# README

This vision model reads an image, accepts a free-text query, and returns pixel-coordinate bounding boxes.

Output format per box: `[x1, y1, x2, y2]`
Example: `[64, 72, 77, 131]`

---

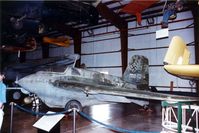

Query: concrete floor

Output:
[1, 101, 163, 133]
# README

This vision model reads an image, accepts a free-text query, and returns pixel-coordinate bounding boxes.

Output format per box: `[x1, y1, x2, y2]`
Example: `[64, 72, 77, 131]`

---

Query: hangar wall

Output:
[81, 11, 196, 92]
[25, 10, 195, 93]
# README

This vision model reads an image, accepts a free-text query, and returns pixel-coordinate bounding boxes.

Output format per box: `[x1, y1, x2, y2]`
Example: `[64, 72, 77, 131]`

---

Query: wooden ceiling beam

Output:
[96, 2, 127, 29]
[96, 2, 128, 73]
[48, 23, 79, 38]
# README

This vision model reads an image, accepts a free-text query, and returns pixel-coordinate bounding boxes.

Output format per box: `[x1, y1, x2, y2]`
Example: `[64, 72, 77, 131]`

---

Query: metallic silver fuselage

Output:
[17, 67, 136, 108]
[17, 67, 199, 108]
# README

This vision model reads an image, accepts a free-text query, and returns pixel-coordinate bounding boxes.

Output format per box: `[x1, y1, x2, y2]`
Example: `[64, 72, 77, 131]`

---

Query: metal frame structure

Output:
[162, 101, 199, 133]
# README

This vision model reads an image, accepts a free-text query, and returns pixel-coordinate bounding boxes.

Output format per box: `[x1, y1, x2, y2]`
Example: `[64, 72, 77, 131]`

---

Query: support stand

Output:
[10, 102, 14, 133]
[73, 108, 76, 133]
[162, 101, 199, 133]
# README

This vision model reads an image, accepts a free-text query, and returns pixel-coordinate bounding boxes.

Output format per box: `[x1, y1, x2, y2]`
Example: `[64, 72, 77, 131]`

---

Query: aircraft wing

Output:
[54, 76, 199, 102]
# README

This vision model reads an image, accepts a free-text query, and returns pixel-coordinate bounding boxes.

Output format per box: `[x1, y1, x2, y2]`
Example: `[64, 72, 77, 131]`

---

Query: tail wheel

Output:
[65, 100, 82, 112]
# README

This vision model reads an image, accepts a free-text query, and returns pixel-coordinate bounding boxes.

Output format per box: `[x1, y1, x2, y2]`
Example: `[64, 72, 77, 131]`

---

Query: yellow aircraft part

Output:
[164, 36, 190, 65]
[164, 65, 199, 78]
[164, 36, 199, 79]
[43, 36, 70, 47]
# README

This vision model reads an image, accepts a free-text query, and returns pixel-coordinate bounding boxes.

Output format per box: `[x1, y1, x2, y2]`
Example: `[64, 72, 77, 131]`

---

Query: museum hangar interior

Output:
[0, 0, 199, 133]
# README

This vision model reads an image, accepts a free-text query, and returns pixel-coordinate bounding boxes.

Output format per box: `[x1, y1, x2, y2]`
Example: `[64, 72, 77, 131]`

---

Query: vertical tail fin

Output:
[163, 36, 190, 65]
[123, 55, 149, 90]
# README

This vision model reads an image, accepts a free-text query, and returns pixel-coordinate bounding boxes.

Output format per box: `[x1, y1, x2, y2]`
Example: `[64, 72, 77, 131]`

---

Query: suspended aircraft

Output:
[43, 35, 71, 47]
[121, 0, 159, 25]
[1, 1, 99, 52]
[16, 55, 199, 111]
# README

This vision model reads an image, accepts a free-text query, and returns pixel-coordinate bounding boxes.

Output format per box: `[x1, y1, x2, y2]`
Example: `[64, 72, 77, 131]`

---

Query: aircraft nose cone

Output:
[17, 77, 27, 88]
[17, 75, 33, 89]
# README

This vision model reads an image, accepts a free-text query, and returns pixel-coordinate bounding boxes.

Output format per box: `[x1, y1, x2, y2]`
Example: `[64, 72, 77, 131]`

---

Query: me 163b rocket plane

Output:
[16, 55, 199, 111]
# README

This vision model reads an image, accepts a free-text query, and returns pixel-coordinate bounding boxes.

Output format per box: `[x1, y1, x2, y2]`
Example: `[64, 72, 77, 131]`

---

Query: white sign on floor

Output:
[33, 111, 65, 132]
